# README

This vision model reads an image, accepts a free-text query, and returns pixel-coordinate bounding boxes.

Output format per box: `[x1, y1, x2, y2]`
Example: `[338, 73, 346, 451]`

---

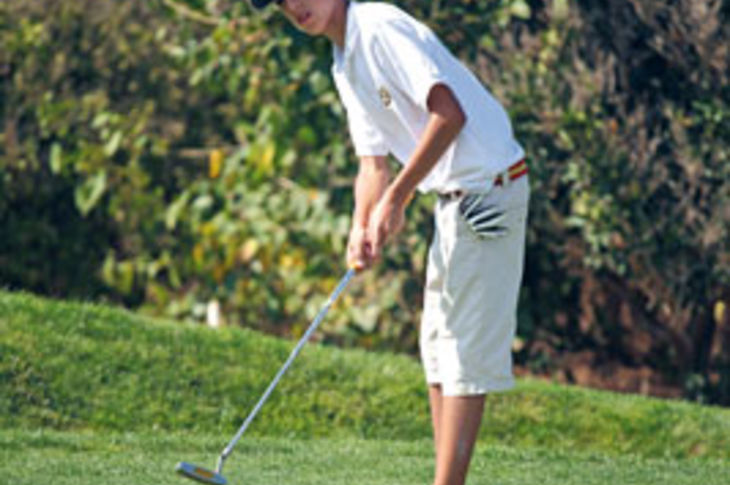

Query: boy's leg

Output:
[433, 394, 486, 485]
[428, 384, 444, 457]
[423, 179, 528, 485]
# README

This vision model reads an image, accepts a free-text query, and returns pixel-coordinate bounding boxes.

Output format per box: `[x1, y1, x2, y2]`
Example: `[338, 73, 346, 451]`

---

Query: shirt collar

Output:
[332, 1, 359, 71]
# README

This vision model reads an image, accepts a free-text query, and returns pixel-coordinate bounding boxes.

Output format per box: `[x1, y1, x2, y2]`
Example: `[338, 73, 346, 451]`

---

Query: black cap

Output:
[250, 0, 274, 9]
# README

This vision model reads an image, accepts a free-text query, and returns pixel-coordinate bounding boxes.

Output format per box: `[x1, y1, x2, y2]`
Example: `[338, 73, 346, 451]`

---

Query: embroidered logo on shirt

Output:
[378, 86, 392, 107]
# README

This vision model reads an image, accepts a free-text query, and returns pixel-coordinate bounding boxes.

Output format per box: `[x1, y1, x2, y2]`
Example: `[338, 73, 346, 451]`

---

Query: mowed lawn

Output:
[2, 290, 730, 485]
[2, 430, 729, 485]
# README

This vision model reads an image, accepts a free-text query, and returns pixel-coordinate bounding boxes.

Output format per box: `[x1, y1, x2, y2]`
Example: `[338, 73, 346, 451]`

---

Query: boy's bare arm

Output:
[388, 84, 466, 204]
[369, 84, 466, 258]
[347, 155, 391, 269]
[352, 155, 391, 230]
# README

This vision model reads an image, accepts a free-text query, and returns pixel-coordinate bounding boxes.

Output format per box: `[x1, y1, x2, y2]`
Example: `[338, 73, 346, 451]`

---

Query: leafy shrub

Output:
[1, 0, 729, 404]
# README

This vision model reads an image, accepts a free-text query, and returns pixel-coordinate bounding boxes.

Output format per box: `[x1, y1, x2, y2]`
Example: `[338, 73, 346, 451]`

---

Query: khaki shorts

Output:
[419, 176, 529, 396]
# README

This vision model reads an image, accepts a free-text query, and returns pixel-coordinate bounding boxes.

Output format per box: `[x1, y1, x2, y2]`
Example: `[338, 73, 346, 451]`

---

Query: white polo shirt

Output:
[331, 1, 525, 194]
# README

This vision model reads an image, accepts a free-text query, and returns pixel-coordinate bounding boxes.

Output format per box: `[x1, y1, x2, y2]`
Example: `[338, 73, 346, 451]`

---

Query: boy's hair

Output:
[250, 0, 273, 10]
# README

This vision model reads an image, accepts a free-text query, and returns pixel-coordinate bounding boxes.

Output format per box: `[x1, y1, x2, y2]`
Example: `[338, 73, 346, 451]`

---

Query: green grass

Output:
[2, 429, 728, 485]
[2, 289, 730, 484]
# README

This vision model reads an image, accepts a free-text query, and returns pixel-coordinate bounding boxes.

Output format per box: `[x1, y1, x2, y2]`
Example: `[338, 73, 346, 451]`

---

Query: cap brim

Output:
[250, 0, 273, 9]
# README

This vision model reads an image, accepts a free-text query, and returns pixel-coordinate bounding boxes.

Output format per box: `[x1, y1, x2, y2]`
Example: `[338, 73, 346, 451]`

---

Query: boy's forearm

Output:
[352, 155, 391, 229]
[387, 84, 466, 205]
[386, 114, 462, 204]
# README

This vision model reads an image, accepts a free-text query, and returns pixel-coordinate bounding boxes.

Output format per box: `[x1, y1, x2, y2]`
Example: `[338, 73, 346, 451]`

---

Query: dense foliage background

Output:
[1, 0, 729, 404]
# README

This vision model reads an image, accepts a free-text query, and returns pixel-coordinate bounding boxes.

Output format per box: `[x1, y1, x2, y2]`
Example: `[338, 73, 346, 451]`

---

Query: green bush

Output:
[1, 0, 729, 404]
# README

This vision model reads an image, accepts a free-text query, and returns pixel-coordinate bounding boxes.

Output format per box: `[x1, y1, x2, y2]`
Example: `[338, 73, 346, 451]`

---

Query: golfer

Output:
[252, 1, 529, 484]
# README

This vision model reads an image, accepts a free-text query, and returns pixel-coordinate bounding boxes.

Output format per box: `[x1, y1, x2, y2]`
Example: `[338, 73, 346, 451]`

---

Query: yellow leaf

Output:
[201, 222, 216, 237]
[292, 252, 305, 269]
[240, 239, 259, 262]
[280, 254, 295, 269]
[193, 244, 204, 265]
[213, 264, 225, 283]
[225, 244, 237, 268]
[260, 250, 272, 271]
[259, 142, 276, 175]
[714, 301, 726, 324]
[209, 149, 223, 178]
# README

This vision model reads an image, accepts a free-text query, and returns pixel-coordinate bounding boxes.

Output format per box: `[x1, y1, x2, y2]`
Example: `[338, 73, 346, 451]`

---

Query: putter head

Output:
[176, 462, 228, 485]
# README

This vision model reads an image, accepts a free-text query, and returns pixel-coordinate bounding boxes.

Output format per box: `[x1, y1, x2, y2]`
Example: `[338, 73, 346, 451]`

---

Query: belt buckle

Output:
[494, 169, 510, 188]
[439, 190, 463, 202]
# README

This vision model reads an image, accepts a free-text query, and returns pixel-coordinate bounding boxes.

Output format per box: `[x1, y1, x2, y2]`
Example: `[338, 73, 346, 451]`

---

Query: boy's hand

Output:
[347, 225, 373, 271]
[369, 193, 407, 262]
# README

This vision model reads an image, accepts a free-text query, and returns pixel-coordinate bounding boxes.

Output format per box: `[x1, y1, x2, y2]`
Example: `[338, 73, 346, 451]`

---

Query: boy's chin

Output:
[297, 25, 322, 36]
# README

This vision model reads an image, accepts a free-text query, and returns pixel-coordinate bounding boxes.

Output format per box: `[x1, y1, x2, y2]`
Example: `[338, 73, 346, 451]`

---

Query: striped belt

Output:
[438, 159, 528, 201]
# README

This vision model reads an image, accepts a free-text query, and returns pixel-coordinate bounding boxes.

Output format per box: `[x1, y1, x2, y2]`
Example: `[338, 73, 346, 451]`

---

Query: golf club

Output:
[176, 265, 360, 485]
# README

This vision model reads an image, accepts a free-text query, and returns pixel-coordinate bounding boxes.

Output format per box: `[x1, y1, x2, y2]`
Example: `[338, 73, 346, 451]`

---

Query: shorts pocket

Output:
[457, 192, 508, 240]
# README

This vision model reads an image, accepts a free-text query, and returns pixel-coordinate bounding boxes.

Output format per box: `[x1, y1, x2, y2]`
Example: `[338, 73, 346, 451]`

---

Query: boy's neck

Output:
[324, 0, 349, 48]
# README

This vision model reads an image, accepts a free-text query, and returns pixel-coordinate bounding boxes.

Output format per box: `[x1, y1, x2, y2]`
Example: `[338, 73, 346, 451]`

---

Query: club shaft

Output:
[216, 268, 357, 473]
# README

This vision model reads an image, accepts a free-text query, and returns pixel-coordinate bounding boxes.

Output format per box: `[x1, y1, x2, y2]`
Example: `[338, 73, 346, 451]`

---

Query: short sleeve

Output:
[332, 68, 389, 157]
[347, 105, 389, 157]
[372, 19, 452, 112]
